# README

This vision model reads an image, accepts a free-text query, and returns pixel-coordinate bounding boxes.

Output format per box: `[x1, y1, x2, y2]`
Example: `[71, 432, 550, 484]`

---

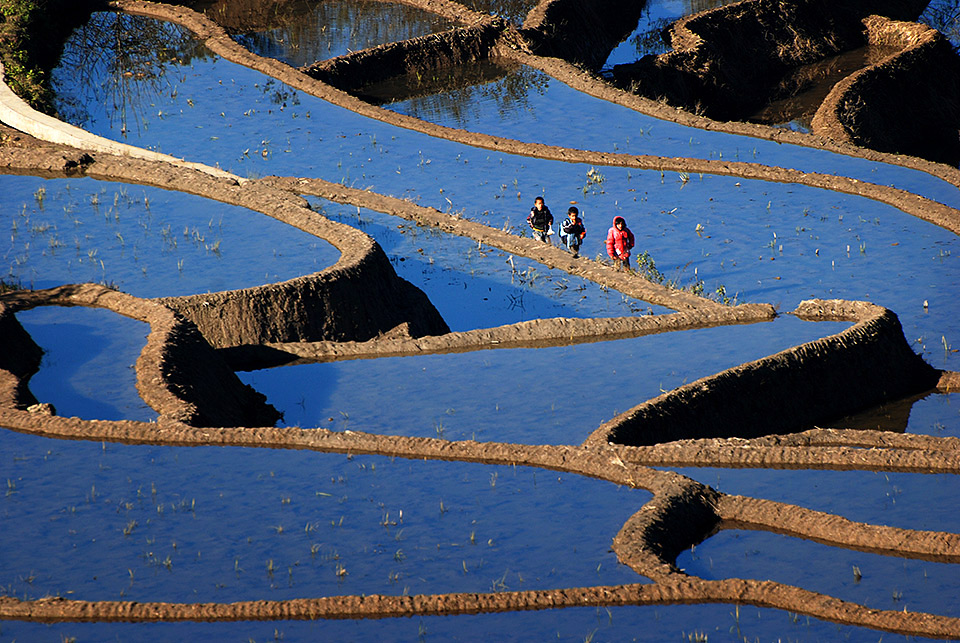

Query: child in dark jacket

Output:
[560, 207, 586, 257]
[527, 196, 553, 243]
[605, 215, 635, 270]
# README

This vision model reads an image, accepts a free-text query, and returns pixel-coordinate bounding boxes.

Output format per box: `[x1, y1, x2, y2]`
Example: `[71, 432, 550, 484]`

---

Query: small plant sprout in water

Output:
[582, 167, 606, 195]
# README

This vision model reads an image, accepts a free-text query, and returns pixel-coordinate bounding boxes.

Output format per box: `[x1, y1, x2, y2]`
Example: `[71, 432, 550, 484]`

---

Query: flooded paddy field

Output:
[51, 14, 960, 209]
[1, 0, 959, 640]
[1, 175, 339, 297]
[16, 306, 154, 422]
[239, 316, 849, 442]
[1, 432, 644, 603]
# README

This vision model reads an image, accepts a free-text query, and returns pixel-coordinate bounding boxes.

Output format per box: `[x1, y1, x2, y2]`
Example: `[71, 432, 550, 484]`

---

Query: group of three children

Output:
[527, 196, 635, 270]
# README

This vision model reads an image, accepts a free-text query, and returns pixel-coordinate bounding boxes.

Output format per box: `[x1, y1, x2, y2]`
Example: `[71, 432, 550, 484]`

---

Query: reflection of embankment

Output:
[302, 19, 505, 95]
[607, 0, 959, 164]
[517, 0, 648, 68]
[607, 0, 925, 118]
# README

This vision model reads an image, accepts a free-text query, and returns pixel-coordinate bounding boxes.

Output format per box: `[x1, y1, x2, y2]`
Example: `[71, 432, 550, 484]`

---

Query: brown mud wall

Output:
[158, 241, 449, 347]
[586, 300, 941, 447]
[0, 126, 449, 349]
[221, 305, 777, 369]
[303, 20, 507, 94]
[610, 0, 929, 120]
[613, 474, 722, 580]
[0, 284, 280, 427]
[812, 17, 960, 167]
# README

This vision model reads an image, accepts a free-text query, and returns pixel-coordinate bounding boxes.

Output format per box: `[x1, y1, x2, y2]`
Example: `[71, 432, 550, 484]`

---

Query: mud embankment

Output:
[221, 305, 777, 369]
[0, 284, 280, 427]
[158, 240, 449, 348]
[586, 300, 941, 447]
[609, 0, 929, 121]
[812, 16, 960, 166]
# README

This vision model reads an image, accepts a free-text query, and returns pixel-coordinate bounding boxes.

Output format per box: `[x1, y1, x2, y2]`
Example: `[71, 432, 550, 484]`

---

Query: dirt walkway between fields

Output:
[1, 2, 960, 637]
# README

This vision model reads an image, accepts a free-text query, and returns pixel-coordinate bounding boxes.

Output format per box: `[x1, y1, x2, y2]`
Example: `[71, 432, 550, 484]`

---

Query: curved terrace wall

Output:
[812, 16, 960, 167]
[610, 0, 929, 120]
[158, 239, 449, 347]
[0, 124, 450, 349]
[585, 300, 942, 447]
[0, 284, 280, 427]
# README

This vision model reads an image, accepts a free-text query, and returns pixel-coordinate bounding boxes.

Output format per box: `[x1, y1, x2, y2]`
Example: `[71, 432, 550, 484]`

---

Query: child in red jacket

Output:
[605, 216, 635, 270]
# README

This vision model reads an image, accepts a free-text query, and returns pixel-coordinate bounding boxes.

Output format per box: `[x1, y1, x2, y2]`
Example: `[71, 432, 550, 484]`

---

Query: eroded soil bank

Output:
[812, 16, 960, 166]
[2, 1, 960, 638]
[587, 301, 942, 447]
[608, 0, 929, 118]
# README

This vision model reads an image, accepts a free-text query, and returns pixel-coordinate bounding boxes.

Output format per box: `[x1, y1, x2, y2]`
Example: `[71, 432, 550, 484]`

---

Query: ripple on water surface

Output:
[0, 431, 644, 604]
